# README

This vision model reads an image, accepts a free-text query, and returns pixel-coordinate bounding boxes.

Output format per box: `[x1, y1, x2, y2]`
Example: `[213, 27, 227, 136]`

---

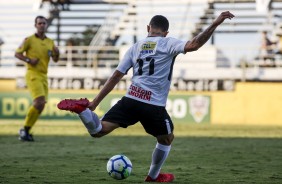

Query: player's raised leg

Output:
[57, 98, 102, 135]
[79, 108, 102, 134]
[57, 98, 89, 114]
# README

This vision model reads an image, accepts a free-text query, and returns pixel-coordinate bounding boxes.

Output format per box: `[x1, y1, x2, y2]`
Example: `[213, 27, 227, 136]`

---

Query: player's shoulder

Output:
[151, 37, 181, 45]
[133, 37, 182, 49]
[45, 36, 55, 45]
[135, 37, 174, 45]
[45, 35, 54, 42]
[155, 37, 183, 49]
[18, 34, 34, 47]
[163, 37, 181, 43]
[23, 34, 35, 41]
[24, 34, 41, 43]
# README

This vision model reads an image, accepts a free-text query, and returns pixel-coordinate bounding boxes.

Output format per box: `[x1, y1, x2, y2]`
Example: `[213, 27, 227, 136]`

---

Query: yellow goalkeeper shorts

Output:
[25, 70, 48, 100]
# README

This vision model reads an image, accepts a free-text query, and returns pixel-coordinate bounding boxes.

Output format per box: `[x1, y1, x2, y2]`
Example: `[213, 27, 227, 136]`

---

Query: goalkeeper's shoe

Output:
[57, 98, 89, 114]
[18, 128, 34, 142]
[145, 173, 175, 182]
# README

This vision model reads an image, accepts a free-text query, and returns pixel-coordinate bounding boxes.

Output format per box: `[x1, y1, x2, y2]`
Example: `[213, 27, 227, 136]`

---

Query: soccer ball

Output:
[106, 154, 133, 180]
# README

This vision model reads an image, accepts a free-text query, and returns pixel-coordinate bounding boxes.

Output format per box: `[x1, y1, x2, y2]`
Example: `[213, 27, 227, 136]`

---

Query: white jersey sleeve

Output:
[117, 37, 186, 106]
[116, 46, 134, 74]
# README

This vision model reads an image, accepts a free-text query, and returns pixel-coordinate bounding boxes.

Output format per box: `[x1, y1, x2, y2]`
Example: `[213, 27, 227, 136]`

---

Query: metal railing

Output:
[5, 45, 120, 68]
[1, 45, 282, 67]
[0, 45, 282, 80]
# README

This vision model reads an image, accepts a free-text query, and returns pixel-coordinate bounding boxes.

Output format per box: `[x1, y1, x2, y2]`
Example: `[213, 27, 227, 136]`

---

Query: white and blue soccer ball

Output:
[106, 154, 132, 180]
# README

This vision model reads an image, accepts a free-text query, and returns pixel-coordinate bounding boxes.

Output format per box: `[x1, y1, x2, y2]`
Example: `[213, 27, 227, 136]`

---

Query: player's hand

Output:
[88, 101, 98, 111]
[213, 11, 235, 26]
[52, 46, 60, 62]
[29, 58, 39, 65]
[53, 46, 60, 55]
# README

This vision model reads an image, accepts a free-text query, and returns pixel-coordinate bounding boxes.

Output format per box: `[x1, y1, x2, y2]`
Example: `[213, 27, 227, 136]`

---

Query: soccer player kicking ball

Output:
[58, 11, 234, 182]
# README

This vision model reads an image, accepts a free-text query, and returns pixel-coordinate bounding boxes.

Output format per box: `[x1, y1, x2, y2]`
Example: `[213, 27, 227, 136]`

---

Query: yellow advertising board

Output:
[0, 80, 281, 125]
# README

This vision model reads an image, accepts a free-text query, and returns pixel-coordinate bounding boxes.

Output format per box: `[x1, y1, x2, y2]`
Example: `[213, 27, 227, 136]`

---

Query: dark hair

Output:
[149, 15, 169, 32]
[35, 15, 47, 24]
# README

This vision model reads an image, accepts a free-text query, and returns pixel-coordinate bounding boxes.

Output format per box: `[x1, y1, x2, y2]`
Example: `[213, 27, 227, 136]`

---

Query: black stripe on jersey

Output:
[167, 55, 177, 81]
[124, 66, 131, 75]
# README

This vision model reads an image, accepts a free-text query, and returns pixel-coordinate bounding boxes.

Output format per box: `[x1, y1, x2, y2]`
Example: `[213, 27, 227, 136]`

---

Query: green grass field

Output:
[0, 120, 282, 184]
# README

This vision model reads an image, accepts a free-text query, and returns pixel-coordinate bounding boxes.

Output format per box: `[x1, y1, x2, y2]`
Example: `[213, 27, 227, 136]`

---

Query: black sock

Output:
[24, 126, 31, 134]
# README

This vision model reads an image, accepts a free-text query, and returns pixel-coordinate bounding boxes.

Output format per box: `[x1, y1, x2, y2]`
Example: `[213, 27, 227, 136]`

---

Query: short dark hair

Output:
[149, 15, 169, 32]
[35, 15, 47, 24]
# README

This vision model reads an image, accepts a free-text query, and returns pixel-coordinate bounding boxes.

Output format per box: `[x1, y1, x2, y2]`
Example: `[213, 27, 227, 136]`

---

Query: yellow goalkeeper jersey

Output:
[16, 34, 55, 74]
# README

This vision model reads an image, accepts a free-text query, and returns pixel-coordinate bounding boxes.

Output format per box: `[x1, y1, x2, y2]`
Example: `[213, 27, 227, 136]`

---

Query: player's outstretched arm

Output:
[184, 11, 235, 52]
[88, 70, 124, 111]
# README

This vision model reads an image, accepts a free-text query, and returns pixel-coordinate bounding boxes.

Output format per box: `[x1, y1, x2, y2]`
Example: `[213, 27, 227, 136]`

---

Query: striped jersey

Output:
[117, 36, 186, 107]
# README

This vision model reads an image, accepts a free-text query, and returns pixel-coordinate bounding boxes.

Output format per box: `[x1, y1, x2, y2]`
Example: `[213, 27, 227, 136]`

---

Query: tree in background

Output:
[65, 25, 99, 46]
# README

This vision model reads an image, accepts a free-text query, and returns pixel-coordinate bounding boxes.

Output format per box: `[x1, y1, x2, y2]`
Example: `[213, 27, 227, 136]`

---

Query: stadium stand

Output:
[0, 0, 48, 68]
[45, 0, 128, 46]
[193, 0, 282, 68]
[1, 0, 282, 81]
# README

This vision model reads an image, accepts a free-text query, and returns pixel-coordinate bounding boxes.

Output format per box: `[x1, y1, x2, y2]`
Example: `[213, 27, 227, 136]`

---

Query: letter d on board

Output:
[2, 98, 15, 116]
